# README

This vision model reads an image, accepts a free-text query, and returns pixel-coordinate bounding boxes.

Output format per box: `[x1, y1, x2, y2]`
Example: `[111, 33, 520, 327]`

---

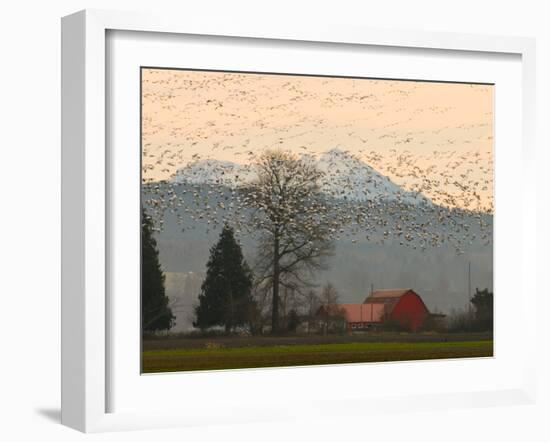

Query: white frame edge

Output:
[61, 9, 537, 433]
[62, 10, 106, 432]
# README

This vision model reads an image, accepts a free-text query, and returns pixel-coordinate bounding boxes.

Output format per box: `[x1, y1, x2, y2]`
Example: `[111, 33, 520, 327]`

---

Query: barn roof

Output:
[368, 288, 413, 299]
[362, 289, 421, 315]
[338, 303, 385, 323]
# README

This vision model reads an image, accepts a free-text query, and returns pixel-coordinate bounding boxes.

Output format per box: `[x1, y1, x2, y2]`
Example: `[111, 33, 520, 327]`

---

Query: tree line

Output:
[143, 150, 338, 334]
[143, 216, 344, 334]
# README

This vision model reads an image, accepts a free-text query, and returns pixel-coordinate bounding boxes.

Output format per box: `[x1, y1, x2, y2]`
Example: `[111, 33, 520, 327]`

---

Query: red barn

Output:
[334, 288, 430, 332]
[363, 288, 430, 332]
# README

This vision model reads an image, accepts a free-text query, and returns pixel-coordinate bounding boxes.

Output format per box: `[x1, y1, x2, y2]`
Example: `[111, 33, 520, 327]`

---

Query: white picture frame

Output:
[61, 9, 537, 433]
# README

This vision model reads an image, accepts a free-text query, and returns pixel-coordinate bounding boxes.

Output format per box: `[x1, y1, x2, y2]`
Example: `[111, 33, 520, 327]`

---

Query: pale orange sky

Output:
[141, 68, 493, 211]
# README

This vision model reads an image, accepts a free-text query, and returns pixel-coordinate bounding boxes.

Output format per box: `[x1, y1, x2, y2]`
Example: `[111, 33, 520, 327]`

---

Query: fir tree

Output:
[194, 225, 254, 332]
[142, 208, 174, 332]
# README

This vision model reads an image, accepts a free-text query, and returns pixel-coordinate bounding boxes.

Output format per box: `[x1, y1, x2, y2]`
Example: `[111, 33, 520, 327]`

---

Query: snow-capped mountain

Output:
[307, 148, 428, 204]
[172, 148, 429, 205]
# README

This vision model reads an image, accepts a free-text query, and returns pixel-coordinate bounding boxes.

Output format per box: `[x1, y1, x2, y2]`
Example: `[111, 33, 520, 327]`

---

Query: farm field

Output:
[141, 334, 493, 373]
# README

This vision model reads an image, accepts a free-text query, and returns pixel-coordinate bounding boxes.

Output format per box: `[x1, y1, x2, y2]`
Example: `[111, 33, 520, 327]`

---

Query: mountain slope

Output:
[172, 148, 429, 205]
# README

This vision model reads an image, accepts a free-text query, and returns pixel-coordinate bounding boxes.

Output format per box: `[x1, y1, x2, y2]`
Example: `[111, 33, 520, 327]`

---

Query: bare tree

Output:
[319, 282, 346, 334]
[249, 282, 272, 334]
[240, 150, 335, 333]
[303, 289, 321, 333]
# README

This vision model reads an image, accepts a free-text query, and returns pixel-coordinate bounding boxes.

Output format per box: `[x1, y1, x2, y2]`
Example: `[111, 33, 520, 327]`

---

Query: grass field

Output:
[142, 337, 493, 373]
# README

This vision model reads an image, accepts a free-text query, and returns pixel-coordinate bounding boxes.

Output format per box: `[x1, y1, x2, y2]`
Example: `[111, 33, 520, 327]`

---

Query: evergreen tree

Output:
[471, 288, 493, 331]
[142, 208, 174, 332]
[286, 309, 300, 332]
[194, 225, 254, 332]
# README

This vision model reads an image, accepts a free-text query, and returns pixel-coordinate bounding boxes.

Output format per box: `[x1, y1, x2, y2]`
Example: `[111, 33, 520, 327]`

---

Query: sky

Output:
[141, 68, 494, 211]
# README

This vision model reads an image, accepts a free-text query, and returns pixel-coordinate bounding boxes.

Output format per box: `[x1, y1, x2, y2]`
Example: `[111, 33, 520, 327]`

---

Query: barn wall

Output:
[389, 292, 430, 332]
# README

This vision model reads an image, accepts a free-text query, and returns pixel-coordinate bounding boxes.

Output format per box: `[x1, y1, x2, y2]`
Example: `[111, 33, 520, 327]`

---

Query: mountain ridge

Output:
[172, 148, 430, 205]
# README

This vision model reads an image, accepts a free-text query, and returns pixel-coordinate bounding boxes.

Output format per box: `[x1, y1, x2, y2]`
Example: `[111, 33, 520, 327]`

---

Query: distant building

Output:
[320, 288, 432, 332]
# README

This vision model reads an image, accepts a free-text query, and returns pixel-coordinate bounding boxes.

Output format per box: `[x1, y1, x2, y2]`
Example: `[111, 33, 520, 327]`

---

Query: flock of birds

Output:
[141, 69, 494, 255]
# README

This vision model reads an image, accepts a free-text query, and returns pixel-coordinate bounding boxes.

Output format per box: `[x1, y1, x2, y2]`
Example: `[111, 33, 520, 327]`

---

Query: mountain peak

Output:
[324, 147, 345, 155]
[320, 147, 356, 159]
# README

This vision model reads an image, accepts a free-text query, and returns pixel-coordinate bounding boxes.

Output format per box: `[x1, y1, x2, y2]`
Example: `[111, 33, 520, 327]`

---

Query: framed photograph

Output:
[61, 9, 537, 433]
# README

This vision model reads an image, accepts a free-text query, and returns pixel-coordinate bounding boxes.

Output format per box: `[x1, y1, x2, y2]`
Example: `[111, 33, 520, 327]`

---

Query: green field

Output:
[142, 338, 493, 373]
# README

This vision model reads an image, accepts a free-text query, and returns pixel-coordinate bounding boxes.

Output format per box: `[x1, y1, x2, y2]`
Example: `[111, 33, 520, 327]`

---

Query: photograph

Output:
[140, 67, 494, 373]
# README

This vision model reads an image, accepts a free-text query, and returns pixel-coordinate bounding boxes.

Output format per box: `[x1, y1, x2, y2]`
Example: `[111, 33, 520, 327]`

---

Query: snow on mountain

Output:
[311, 148, 428, 204]
[172, 149, 429, 205]
[173, 159, 254, 186]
